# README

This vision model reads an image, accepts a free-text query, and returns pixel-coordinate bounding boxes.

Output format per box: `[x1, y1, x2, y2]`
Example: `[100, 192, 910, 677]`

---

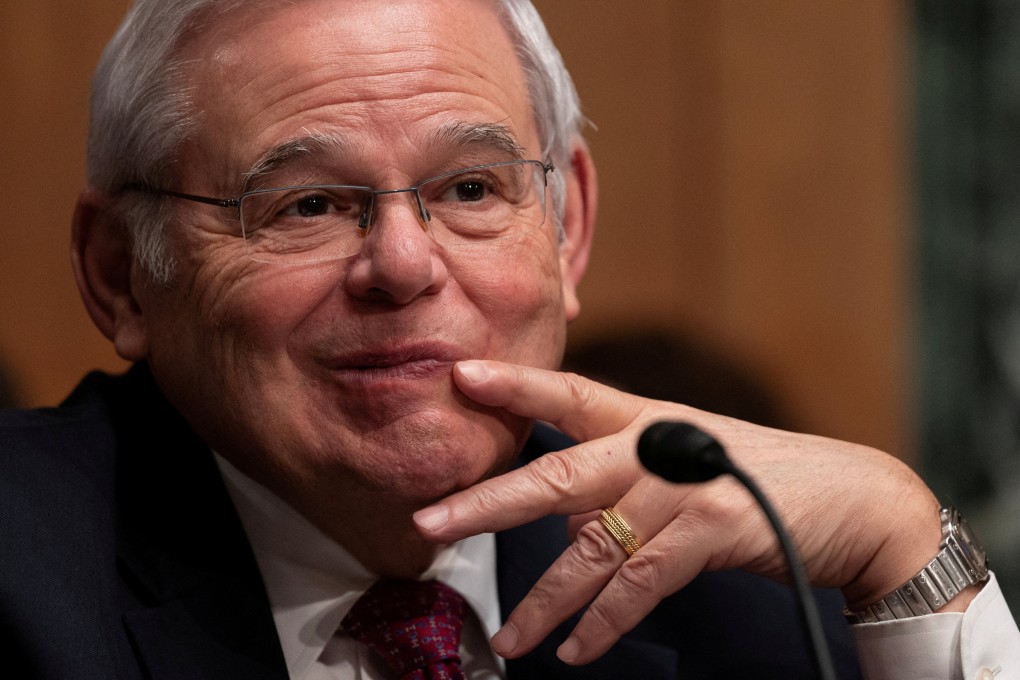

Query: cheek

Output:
[456, 240, 568, 366]
[148, 253, 331, 377]
[141, 257, 343, 452]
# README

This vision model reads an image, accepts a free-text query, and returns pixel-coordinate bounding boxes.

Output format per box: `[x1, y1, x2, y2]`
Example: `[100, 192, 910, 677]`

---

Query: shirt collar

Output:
[214, 453, 501, 679]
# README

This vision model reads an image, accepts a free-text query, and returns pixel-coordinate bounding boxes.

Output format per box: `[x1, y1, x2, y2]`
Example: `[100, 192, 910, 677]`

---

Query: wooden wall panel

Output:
[0, 2, 129, 406]
[537, 0, 912, 457]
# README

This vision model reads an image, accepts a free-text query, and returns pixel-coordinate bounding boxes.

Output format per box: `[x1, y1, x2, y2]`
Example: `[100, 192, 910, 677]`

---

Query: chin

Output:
[337, 408, 528, 504]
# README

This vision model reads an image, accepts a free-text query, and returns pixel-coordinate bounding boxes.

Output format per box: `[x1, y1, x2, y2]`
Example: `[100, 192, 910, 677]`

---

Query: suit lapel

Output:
[110, 365, 289, 680]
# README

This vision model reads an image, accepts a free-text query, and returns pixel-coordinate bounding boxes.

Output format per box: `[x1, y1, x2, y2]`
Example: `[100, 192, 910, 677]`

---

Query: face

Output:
[123, 0, 584, 508]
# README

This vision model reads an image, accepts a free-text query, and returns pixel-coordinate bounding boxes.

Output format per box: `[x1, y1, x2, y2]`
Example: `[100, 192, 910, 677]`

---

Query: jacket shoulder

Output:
[0, 370, 125, 497]
[0, 370, 139, 677]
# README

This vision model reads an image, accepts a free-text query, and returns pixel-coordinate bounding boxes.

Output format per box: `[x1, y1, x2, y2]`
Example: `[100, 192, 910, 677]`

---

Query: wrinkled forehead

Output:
[172, 0, 538, 188]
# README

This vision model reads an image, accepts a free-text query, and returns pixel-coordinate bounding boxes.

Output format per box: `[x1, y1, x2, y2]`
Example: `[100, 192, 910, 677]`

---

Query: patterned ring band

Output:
[598, 507, 642, 556]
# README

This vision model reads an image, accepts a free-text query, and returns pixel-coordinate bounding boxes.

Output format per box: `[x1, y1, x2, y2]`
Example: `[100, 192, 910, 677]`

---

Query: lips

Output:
[322, 343, 463, 383]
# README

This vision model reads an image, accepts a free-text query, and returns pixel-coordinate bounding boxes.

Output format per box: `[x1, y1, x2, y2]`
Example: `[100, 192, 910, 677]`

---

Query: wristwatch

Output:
[844, 506, 989, 624]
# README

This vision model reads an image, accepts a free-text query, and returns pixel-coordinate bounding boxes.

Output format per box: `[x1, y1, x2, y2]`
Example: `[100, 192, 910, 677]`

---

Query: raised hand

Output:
[413, 359, 945, 665]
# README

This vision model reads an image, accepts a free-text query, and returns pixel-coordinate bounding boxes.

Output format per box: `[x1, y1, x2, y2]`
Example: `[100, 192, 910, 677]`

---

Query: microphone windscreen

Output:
[637, 421, 729, 483]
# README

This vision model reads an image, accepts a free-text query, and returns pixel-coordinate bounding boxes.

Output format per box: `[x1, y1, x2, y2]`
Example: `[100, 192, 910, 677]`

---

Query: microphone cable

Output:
[638, 421, 838, 680]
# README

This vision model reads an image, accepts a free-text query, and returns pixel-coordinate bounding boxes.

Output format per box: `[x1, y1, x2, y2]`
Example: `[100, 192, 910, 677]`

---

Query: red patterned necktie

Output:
[341, 579, 467, 680]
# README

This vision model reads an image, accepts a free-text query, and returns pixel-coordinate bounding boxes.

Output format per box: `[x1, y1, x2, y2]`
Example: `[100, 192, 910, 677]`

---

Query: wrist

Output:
[841, 495, 942, 609]
[843, 506, 989, 624]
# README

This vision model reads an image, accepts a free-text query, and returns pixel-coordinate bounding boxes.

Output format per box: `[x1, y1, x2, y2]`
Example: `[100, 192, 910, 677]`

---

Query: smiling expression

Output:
[123, 0, 584, 510]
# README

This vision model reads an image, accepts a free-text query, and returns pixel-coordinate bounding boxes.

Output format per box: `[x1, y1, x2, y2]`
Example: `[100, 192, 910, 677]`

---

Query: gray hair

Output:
[87, 0, 585, 282]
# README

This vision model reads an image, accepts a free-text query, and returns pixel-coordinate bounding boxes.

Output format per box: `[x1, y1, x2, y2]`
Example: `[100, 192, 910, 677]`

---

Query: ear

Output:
[557, 137, 598, 322]
[71, 188, 150, 361]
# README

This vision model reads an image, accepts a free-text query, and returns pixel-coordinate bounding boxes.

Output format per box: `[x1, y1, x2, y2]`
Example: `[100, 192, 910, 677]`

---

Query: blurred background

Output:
[1, 1, 1017, 613]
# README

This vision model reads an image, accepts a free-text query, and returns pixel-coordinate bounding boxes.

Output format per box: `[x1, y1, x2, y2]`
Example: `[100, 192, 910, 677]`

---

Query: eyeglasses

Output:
[126, 159, 555, 264]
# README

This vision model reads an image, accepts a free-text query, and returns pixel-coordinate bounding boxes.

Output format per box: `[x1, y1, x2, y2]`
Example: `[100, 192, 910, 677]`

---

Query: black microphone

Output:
[637, 420, 735, 483]
[638, 421, 837, 680]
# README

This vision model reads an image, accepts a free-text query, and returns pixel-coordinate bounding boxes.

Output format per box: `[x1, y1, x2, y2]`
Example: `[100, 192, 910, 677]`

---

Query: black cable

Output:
[638, 421, 838, 680]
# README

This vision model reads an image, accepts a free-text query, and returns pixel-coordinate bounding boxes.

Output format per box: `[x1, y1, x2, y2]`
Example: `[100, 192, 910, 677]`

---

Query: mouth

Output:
[324, 344, 461, 383]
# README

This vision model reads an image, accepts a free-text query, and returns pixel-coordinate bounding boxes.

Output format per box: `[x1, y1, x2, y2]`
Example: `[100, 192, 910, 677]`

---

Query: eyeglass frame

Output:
[121, 158, 556, 235]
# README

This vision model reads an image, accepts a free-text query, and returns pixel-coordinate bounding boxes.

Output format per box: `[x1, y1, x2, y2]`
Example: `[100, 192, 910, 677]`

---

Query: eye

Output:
[454, 180, 487, 202]
[287, 194, 333, 217]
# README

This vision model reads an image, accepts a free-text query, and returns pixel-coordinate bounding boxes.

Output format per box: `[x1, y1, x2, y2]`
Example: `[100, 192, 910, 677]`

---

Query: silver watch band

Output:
[844, 507, 989, 624]
[846, 551, 968, 623]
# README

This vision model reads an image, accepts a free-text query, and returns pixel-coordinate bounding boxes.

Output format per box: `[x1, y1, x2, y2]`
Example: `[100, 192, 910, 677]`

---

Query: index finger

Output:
[451, 360, 650, 442]
[413, 432, 644, 542]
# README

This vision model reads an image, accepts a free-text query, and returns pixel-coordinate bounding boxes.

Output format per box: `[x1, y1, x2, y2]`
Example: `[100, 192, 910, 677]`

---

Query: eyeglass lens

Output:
[238, 160, 550, 264]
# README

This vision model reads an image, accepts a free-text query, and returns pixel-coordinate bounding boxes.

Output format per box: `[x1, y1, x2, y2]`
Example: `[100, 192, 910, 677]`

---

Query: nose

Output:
[343, 191, 448, 304]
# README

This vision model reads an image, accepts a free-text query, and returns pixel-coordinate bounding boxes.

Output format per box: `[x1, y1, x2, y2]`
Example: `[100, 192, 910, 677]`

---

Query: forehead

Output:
[177, 0, 538, 185]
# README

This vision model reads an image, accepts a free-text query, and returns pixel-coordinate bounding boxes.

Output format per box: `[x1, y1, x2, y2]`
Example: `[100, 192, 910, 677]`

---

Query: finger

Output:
[490, 478, 683, 659]
[453, 360, 657, 443]
[560, 480, 770, 665]
[566, 509, 601, 540]
[558, 523, 715, 665]
[414, 433, 643, 541]
[491, 518, 625, 659]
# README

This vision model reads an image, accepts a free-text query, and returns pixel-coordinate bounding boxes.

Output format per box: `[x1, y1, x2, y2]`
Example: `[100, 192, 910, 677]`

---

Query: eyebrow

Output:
[239, 122, 527, 193]
[427, 121, 526, 160]
[241, 132, 354, 193]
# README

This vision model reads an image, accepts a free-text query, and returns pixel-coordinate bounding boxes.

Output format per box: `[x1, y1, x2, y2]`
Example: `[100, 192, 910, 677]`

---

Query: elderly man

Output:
[1, 0, 1017, 678]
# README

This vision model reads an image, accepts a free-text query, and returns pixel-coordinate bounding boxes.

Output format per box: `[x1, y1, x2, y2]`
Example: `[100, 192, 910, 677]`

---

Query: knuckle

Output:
[463, 483, 505, 516]
[529, 451, 579, 501]
[573, 521, 624, 565]
[688, 482, 755, 525]
[519, 578, 561, 616]
[561, 371, 600, 412]
[615, 552, 663, 597]
[583, 598, 628, 636]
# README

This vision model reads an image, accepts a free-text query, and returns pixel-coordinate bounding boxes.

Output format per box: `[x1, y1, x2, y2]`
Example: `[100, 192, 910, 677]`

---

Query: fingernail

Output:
[491, 622, 519, 656]
[413, 505, 449, 532]
[557, 636, 580, 664]
[456, 361, 491, 383]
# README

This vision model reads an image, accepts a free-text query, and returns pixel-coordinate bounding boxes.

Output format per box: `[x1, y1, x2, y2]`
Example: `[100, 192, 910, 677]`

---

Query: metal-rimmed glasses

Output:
[126, 159, 555, 264]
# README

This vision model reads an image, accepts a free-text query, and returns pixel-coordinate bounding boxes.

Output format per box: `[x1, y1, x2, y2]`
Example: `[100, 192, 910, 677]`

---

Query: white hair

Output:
[87, 0, 585, 282]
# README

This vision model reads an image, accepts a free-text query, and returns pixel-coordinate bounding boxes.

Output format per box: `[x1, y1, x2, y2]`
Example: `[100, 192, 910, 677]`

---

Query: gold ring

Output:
[598, 507, 641, 556]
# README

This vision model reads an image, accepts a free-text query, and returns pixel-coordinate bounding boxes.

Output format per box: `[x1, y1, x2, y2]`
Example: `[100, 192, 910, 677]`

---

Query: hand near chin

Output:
[412, 359, 943, 666]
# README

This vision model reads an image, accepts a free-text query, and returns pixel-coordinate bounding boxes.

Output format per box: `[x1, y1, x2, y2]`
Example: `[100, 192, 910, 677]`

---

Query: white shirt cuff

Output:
[850, 571, 1020, 679]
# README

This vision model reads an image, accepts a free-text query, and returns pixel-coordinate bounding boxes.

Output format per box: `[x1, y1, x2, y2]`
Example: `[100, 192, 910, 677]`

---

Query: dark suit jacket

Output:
[0, 365, 861, 679]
